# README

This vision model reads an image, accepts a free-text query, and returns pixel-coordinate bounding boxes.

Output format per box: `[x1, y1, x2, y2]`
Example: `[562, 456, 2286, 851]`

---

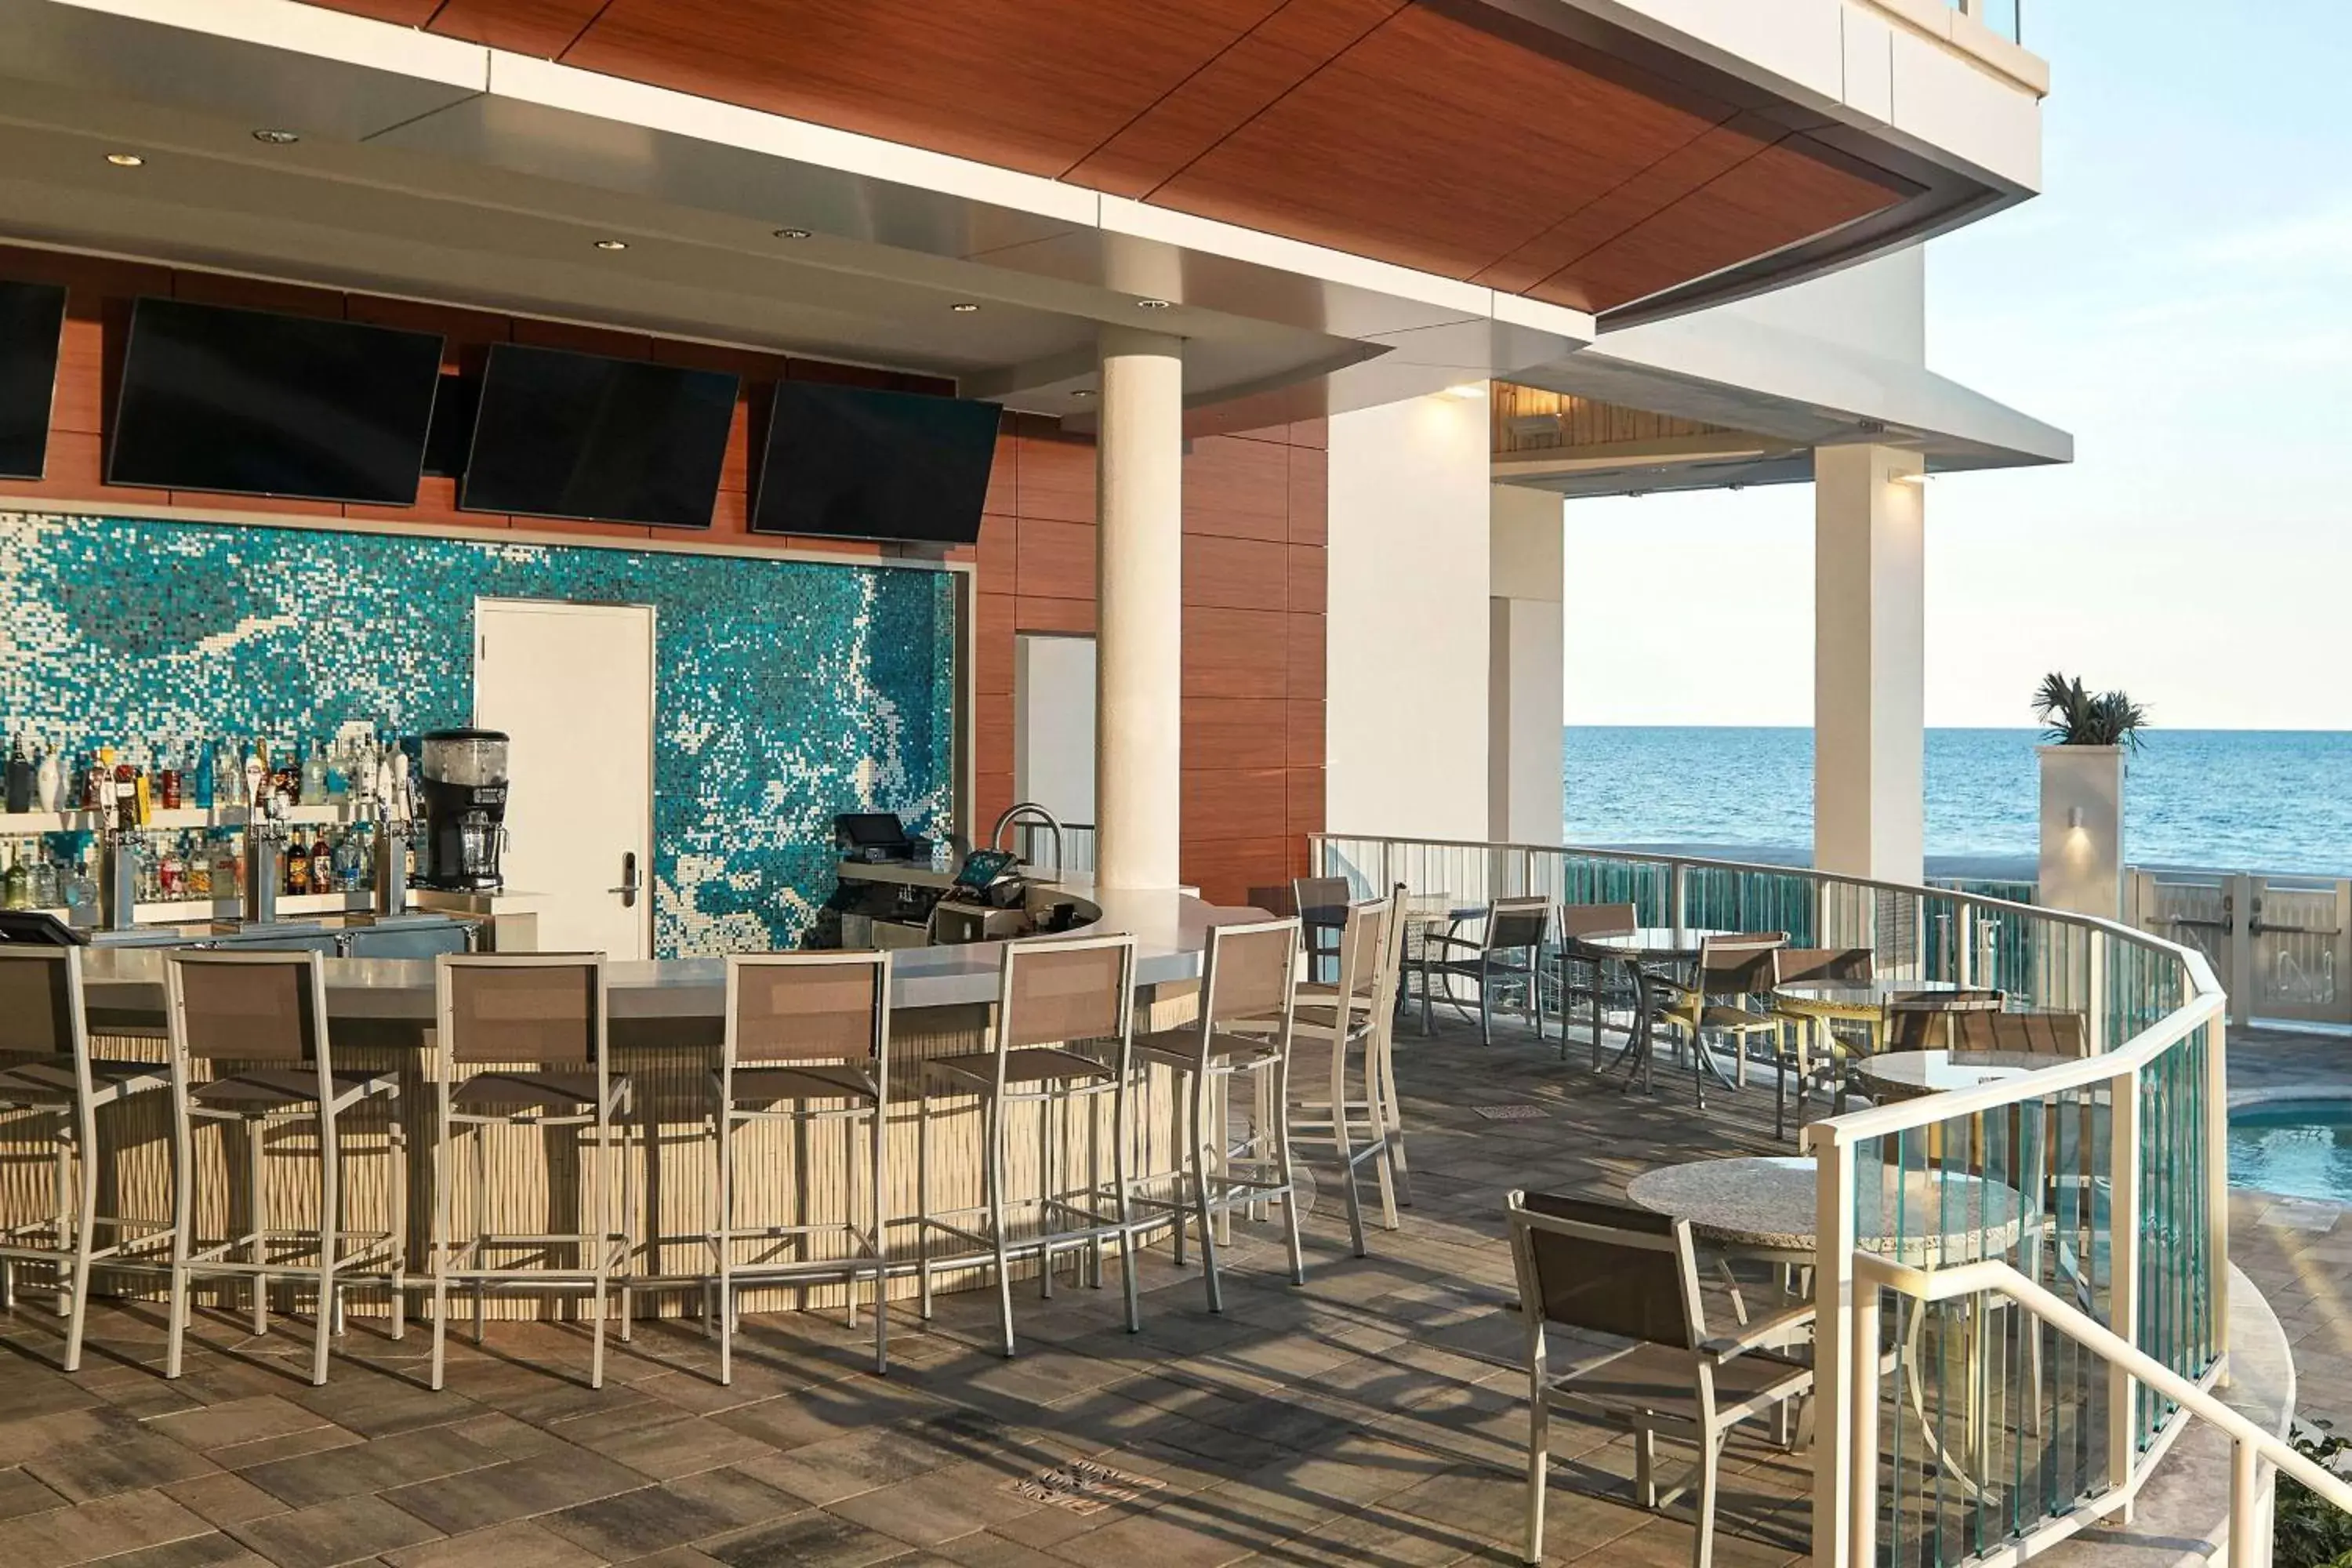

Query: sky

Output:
[1560, 1, 2352, 731]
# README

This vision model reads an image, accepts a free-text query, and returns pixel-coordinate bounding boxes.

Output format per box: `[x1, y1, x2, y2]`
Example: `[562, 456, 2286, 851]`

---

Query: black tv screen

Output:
[752, 383, 1000, 545]
[107, 297, 445, 504]
[460, 344, 738, 528]
[0, 281, 67, 480]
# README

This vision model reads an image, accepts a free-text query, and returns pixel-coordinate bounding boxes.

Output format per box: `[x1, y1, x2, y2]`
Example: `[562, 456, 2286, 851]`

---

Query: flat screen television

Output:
[752, 383, 1000, 546]
[460, 343, 739, 528]
[0, 280, 67, 480]
[107, 297, 445, 504]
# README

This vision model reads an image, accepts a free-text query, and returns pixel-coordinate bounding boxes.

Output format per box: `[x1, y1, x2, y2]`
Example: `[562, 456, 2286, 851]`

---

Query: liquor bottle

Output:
[34, 742, 60, 813]
[188, 844, 213, 900]
[159, 745, 182, 811]
[219, 841, 245, 903]
[192, 740, 215, 811]
[325, 740, 349, 804]
[285, 835, 310, 896]
[310, 829, 335, 895]
[2, 843, 26, 909]
[111, 748, 136, 831]
[301, 740, 328, 808]
[30, 851, 56, 909]
[338, 829, 367, 892]
[132, 751, 153, 827]
[158, 839, 185, 900]
[84, 748, 108, 813]
[5, 733, 31, 814]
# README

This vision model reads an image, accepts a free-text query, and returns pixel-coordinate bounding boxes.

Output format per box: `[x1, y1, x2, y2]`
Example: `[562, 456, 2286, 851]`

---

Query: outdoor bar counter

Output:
[25, 882, 1250, 1320]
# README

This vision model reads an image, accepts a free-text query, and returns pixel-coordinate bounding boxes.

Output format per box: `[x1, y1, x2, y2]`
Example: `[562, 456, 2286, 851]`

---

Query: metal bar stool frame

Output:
[1131, 916, 1306, 1312]
[427, 953, 633, 1391]
[161, 949, 404, 1386]
[0, 946, 173, 1373]
[706, 949, 892, 1383]
[913, 931, 1144, 1359]
[1287, 896, 1402, 1255]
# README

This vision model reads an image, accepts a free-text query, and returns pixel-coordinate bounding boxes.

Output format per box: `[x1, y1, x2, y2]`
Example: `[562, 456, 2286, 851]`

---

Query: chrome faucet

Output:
[990, 802, 1063, 881]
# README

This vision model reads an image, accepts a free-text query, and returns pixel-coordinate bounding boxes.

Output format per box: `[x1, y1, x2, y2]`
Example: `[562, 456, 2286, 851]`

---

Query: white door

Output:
[473, 599, 655, 960]
[1014, 633, 1096, 825]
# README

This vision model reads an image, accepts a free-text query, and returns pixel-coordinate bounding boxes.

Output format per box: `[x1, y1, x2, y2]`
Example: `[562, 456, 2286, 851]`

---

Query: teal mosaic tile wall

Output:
[0, 510, 957, 956]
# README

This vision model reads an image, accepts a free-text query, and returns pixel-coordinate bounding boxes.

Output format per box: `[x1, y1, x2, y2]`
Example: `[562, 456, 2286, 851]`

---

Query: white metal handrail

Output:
[1849, 1254, 2345, 1568]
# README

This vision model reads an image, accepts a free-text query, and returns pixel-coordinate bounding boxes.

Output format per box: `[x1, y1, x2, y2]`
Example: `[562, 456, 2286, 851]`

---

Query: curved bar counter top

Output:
[18, 881, 1260, 1322]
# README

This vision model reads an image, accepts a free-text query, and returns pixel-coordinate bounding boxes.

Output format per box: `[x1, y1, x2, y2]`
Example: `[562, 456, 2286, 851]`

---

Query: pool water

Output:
[2228, 1100, 2352, 1204]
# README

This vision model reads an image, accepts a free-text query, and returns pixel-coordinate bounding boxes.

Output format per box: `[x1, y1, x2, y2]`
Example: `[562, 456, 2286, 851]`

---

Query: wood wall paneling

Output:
[419, 0, 606, 56]
[1182, 534, 1289, 612]
[1013, 421, 1096, 524]
[1184, 697, 1292, 773]
[1181, 435, 1290, 542]
[1182, 607, 1292, 702]
[1287, 446, 1327, 546]
[1013, 517, 1097, 602]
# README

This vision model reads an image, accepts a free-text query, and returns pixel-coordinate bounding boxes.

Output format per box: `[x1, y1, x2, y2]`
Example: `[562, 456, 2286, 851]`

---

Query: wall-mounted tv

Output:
[751, 383, 1000, 546]
[0, 281, 67, 481]
[107, 297, 445, 504]
[460, 343, 739, 528]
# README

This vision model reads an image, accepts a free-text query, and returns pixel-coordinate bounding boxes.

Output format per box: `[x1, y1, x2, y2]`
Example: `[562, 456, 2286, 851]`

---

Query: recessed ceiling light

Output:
[593, 238, 630, 251]
[1134, 297, 1171, 310]
[1071, 390, 1094, 398]
[104, 152, 145, 168]
[1442, 383, 1485, 400]
[773, 227, 811, 240]
[252, 129, 300, 145]
[950, 302, 980, 314]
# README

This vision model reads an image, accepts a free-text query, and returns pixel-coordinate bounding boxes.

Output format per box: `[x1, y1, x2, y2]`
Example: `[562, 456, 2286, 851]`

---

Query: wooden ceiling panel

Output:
[1144, 3, 1729, 279]
[1535, 135, 1914, 313]
[559, 0, 1289, 180]
[1472, 111, 1780, 295]
[1063, 0, 1406, 197]
[424, 0, 606, 56]
[307, 0, 440, 23]
[289, 0, 1965, 318]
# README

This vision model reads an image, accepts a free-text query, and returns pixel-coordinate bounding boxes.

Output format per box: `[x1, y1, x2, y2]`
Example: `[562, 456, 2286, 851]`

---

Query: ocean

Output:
[1563, 728, 2352, 877]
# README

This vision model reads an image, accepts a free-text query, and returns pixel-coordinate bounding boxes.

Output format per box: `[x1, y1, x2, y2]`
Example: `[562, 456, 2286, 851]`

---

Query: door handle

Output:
[610, 851, 641, 908]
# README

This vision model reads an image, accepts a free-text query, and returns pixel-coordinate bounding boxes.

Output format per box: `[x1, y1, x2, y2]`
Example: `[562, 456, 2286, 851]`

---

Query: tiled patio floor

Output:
[0, 1011, 1817, 1568]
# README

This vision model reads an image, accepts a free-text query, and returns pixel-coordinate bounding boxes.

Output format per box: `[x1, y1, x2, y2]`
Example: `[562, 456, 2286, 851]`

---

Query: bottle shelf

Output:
[0, 804, 382, 833]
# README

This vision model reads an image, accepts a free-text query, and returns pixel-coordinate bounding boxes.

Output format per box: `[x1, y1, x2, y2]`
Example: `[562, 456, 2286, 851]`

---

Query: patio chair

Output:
[1886, 989, 2005, 1051]
[1288, 896, 1401, 1253]
[1548, 902, 1638, 1069]
[1649, 933, 1788, 1108]
[1292, 876, 1351, 984]
[1418, 896, 1550, 1047]
[1947, 1008, 2090, 1058]
[1766, 946, 1875, 1139]
[1508, 1190, 1813, 1568]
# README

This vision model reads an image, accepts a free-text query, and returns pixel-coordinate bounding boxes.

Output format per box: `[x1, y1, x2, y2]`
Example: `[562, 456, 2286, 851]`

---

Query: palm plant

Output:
[2032, 672, 2150, 751]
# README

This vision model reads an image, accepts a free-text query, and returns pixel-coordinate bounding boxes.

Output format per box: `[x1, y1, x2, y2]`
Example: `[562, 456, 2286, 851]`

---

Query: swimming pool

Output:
[2228, 1099, 2352, 1204]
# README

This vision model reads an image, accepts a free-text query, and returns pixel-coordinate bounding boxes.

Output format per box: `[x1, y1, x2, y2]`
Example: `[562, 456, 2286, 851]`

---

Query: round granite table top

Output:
[1857, 1049, 2078, 1094]
[1575, 927, 1736, 960]
[1626, 1154, 2025, 1263]
[1774, 978, 1969, 1012]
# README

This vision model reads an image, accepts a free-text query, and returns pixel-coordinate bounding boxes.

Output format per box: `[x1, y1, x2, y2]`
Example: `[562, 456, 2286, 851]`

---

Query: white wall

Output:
[1326, 390, 1494, 840]
[1490, 484, 1565, 844]
[1014, 633, 1096, 826]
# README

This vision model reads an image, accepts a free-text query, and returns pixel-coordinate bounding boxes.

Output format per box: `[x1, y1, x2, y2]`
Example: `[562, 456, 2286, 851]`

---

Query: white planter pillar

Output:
[1092, 325, 1184, 891]
[2038, 744, 2125, 920]
[1813, 444, 1925, 885]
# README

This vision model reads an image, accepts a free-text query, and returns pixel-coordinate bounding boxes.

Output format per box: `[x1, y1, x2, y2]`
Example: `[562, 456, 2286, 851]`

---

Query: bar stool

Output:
[706, 949, 891, 1383]
[162, 950, 405, 1386]
[1132, 916, 1305, 1311]
[916, 932, 1141, 1358]
[427, 954, 631, 1391]
[1287, 897, 1399, 1256]
[0, 946, 172, 1373]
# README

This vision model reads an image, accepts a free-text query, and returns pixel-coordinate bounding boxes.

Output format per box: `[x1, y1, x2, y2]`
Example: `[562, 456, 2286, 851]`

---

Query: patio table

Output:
[1628, 1152, 2027, 1497]
[1573, 927, 1735, 1093]
[1856, 1047, 2079, 1105]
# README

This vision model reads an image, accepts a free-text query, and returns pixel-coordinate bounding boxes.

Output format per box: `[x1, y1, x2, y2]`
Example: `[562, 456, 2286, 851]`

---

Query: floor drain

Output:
[1472, 1104, 1548, 1121]
[1009, 1458, 1167, 1514]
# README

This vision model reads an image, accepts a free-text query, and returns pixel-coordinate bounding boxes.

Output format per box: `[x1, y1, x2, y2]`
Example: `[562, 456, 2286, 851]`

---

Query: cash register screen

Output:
[837, 813, 909, 850]
[955, 849, 1019, 891]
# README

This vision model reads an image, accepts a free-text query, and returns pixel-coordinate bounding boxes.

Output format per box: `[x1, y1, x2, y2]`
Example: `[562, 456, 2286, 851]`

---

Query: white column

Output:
[1813, 443, 1924, 884]
[1093, 325, 1184, 890]
[1490, 484, 1564, 845]
[1326, 389, 1492, 840]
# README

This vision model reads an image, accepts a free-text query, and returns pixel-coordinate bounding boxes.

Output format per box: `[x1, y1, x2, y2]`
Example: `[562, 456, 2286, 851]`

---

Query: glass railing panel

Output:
[2136, 1019, 2216, 1447]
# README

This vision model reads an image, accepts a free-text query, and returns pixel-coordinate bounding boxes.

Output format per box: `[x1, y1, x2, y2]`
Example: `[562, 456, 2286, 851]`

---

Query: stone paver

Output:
[0, 1004, 2019, 1568]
